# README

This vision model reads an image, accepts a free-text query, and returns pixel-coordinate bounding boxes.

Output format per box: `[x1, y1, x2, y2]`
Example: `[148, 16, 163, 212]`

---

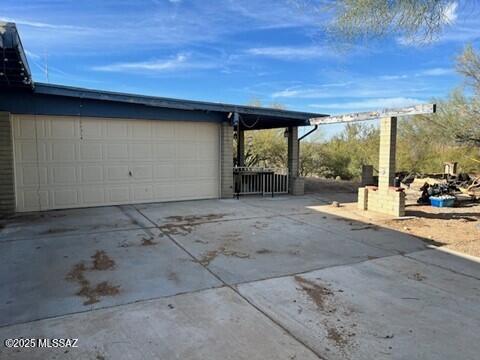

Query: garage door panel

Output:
[176, 142, 196, 160]
[154, 143, 175, 160]
[130, 143, 153, 160]
[107, 187, 131, 203]
[131, 165, 153, 180]
[106, 121, 128, 138]
[132, 185, 154, 201]
[52, 189, 78, 207]
[153, 183, 176, 200]
[154, 164, 175, 179]
[51, 143, 76, 161]
[81, 119, 104, 139]
[13, 116, 220, 211]
[105, 143, 129, 160]
[197, 142, 218, 159]
[131, 122, 152, 139]
[106, 165, 130, 181]
[82, 187, 106, 204]
[49, 118, 77, 139]
[154, 122, 175, 138]
[81, 165, 104, 182]
[15, 141, 38, 162]
[14, 116, 36, 139]
[80, 143, 103, 161]
[51, 166, 77, 185]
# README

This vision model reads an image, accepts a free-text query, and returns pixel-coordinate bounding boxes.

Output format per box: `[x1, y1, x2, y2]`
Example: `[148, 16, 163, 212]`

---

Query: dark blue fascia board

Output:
[0, 90, 226, 123]
[0, 83, 328, 128]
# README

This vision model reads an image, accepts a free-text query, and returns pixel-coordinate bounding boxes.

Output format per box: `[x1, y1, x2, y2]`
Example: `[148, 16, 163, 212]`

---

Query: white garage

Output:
[0, 22, 323, 215]
[12, 115, 220, 212]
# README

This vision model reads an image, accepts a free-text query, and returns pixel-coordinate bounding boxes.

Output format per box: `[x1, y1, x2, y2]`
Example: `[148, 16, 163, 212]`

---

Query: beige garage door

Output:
[12, 115, 220, 212]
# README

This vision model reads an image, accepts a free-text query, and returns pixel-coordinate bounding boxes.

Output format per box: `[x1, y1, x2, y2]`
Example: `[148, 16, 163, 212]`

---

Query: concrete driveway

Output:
[0, 195, 479, 359]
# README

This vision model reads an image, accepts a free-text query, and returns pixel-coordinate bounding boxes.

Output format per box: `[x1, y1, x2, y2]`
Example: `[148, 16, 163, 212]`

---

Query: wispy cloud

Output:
[417, 67, 453, 76]
[309, 97, 425, 112]
[379, 74, 409, 81]
[246, 46, 334, 60]
[0, 16, 90, 31]
[93, 54, 217, 73]
[379, 67, 453, 81]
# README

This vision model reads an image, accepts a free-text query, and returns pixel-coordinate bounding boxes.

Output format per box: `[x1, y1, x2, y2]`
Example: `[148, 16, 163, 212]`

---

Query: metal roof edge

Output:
[34, 83, 329, 120]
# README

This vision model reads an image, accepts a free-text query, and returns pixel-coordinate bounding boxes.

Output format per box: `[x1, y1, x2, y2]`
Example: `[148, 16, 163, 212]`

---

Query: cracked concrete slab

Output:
[238, 250, 480, 360]
[240, 195, 328, 216]
[0, 287, 320, 360]
[169, 215, 394, 284]
[0, 205, 152, 242]
[407, 247, 480, 280]
[135, 198, 275, 226]
[288, 211, 427, 255]
[0, 228, 221, 327]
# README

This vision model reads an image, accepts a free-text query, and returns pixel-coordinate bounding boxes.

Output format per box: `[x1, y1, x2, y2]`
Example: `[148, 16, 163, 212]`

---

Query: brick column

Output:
[287, 126, 304, 195]
[378, 117, 397, 192]
[287, 126, 299, 178]
[237, 128, 245, 167]
[0, 112, 15, 216]
[220, 121, 233, 198]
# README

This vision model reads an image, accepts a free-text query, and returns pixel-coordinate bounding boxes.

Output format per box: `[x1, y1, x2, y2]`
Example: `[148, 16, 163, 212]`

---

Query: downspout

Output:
[298, 125, 318, 143]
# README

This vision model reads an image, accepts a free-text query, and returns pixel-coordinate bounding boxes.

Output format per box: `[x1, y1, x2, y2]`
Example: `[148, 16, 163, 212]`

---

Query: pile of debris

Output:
[398, 172, 480, 205]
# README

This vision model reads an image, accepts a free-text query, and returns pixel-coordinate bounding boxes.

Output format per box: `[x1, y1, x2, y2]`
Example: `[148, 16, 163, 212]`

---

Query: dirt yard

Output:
[306, 177, 480, 258]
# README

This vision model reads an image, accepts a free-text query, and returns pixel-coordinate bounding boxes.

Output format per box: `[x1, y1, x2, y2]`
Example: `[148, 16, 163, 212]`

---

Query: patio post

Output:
[220, 121, 234, 198]
[237, 127, 245, 167]
[287, 126, 304, 195]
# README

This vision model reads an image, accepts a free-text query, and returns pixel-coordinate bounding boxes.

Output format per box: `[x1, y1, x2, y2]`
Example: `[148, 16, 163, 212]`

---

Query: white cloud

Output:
[0, 16, 90, 31]
[379, 74, 408, 81]
[93, 54, 216, 73]
[309, 97, 425, 111]
[417, 67, 453, 76]
[379, 67, 453, 81]
[246, 46, 333, 60]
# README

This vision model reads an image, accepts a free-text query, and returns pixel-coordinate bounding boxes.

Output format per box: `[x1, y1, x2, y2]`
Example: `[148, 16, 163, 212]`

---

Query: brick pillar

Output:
[220, 121, 233, 198]
[287, 126, 299, 178]
[378, 117, 397, 192]
[288, 126, 304, 195]
[237, 128, 245, 167]
[0, 112, 15, 216]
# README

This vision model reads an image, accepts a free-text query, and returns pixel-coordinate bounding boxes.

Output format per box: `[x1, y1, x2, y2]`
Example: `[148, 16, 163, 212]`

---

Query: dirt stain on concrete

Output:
[141, 237, 157, 246]
[350, 225, 379, 231]
[159, 213, 228, 236]
[294, 276, 334, 312]
[77, 281, 120, 305]
[327, 326, 350, 349]
[65, 250, 120, 305]
[256, 248, 272, 254]
[199, 246, 250, 266]
[92, 250, 115, 270]
[40, 227, 76, 235]
[168, 271, 179, 283]
[165, 213, 227, 223]
[159, 223, 194, 236]
[409, 272, 426, 281]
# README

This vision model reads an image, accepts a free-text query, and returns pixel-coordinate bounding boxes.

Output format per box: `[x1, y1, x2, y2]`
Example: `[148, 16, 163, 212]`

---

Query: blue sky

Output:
[2, 1, 480, 137]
